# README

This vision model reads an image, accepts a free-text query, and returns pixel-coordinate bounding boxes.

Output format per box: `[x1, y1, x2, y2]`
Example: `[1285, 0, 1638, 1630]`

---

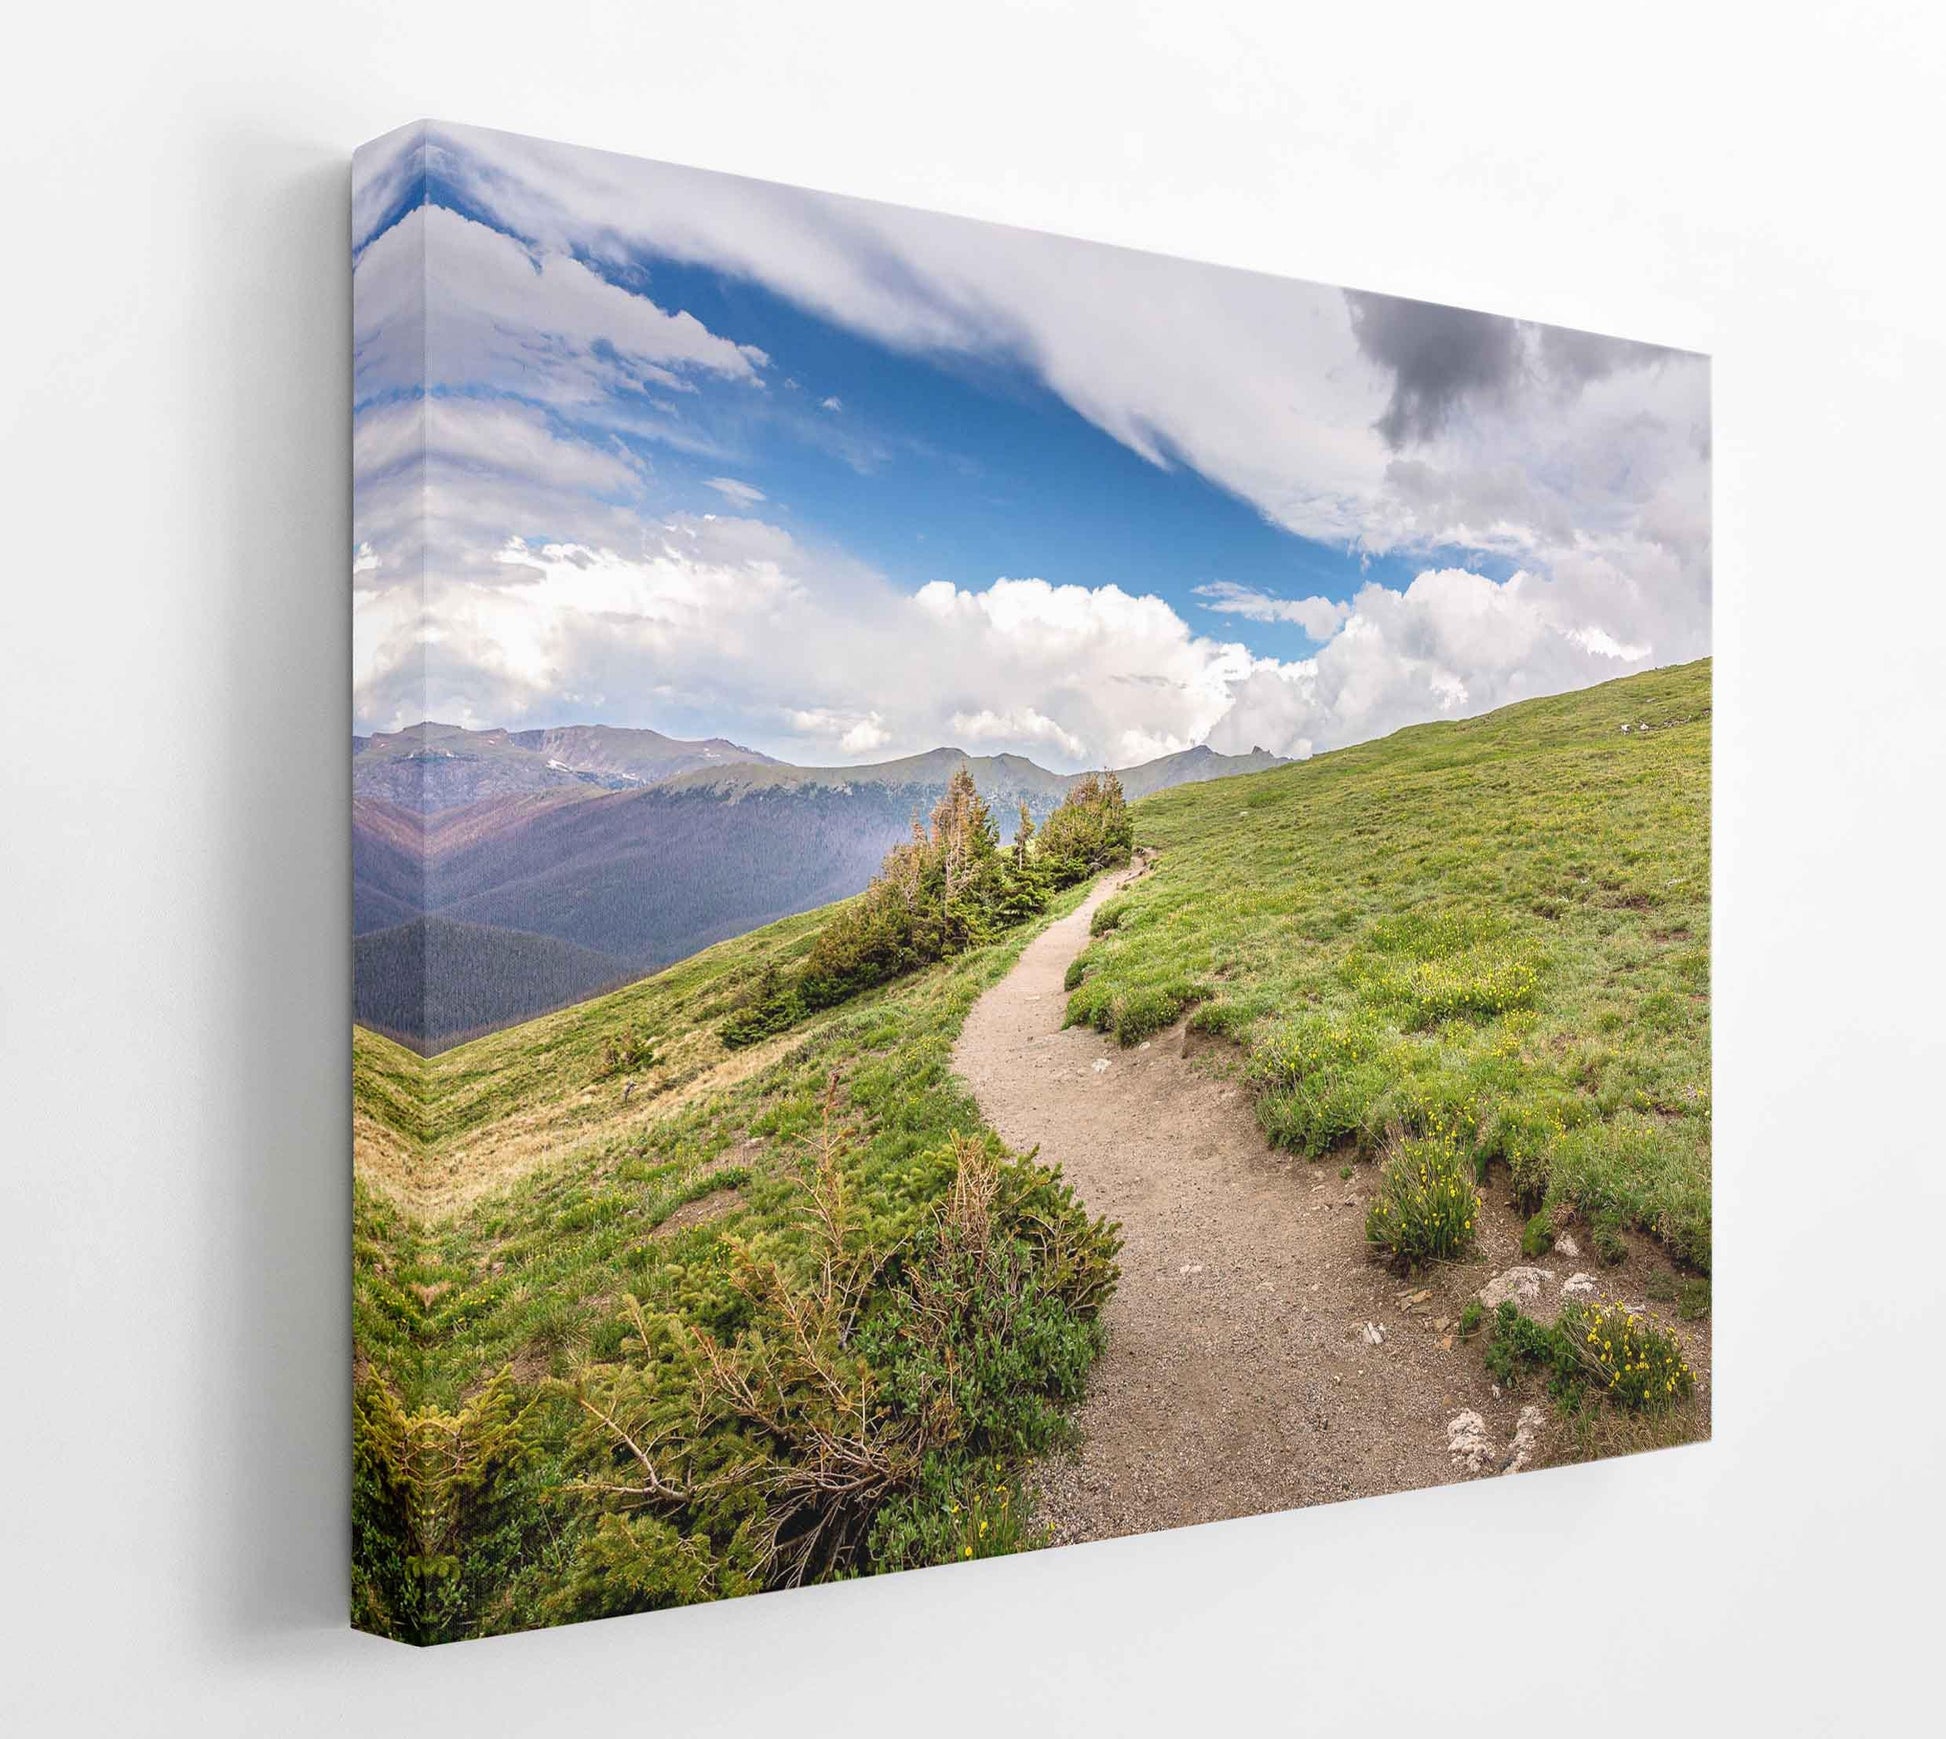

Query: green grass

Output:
[352, 660, 1710, 1636]
[352, 879, 1109, 1640]
[356, 881, 1099, 1408]
[1062, 660, 1711, 1267]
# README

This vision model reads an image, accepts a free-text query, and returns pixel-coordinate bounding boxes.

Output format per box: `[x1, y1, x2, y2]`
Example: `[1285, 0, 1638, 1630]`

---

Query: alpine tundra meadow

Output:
[351, 120, 1711, 1643]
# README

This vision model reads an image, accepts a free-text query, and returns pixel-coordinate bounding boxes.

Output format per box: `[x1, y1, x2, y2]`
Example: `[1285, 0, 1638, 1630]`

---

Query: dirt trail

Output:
[953, 865, 1532, 1545]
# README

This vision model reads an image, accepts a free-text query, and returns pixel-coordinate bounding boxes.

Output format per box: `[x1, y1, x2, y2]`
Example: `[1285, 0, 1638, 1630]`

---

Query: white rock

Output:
[1179, 1262, 1205, 1276]
[1446, 1409, 1498, 1475]
[1091, 1058, 1111, 1074]
[1556, 1236, 1581, 1259]
[1504, 1404, 1547, 1474]
[1562, 1272, 1597, 1297]
[1479, 1266, 1554, 1310]
[1361, 1321, 1387, 1346]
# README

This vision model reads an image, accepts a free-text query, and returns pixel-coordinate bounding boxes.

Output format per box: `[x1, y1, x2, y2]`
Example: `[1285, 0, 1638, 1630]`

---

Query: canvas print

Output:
[351, 121, 1711, 1645]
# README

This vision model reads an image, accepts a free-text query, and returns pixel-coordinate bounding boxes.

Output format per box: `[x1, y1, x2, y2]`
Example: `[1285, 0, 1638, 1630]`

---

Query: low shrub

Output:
[553, 1110, 1120, 1616]
[1063, 954, 1090, 992]
[598, 1027, 658, 1078]
[1678, 1277, 1712, 1320]
[1457, 1298, 1484, 1339]
[1483, 1300, 1563, 1392]
[1483, 1299, 1695, 1413]
[1114, 982, 1200, 1045]
[718, 769, 1047, 1047]
[719, 986, 806, 1050]
[1365, 1129, 1479, 1266]
[351, 1368, 552, 1646]
[1089, 899, 1128, 937]
[1520, 1211, 1556, 1259]
[866, 1456, 1040, 1572]
[1560, 1299, 1695, 1409]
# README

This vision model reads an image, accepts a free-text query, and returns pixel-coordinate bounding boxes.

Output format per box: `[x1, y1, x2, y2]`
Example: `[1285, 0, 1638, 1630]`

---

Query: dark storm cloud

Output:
[1345, 290, 1524, 449]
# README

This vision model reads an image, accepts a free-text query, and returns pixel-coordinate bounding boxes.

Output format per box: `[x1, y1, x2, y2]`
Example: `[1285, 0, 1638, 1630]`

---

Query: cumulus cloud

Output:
[350, 124, 1710, 767]
[950, 707, 1087, 761]
[1205, 566, 1670, 759]
[356, 509, 1267, 767]
[356, 500, 1681, 770]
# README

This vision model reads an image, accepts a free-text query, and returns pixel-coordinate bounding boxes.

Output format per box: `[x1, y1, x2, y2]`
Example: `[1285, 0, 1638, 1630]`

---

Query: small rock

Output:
[1479, 1266, 1554, 1310]
[1360, 1321, 1387, 1346]
[1434, 1316, 1452, 1332]
[1439, 1334, 1455, 1351]
[1178, 1262, 1205, 1276]
[1556, 1236, 1581, 1259]
[1091, 1058, 1111, 1074]
[1446, 1409, 1497, 1475]
[1504, 1404, 1547, 1474]
[1562, 1272, 1597, 1297]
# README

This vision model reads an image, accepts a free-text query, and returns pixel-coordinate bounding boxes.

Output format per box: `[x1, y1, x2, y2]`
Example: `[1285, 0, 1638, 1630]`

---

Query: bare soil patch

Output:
[653, 1184, 742, 1238]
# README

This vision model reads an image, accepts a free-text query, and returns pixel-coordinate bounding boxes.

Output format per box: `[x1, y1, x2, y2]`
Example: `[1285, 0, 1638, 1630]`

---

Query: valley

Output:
[353, 724, 1286, 1048]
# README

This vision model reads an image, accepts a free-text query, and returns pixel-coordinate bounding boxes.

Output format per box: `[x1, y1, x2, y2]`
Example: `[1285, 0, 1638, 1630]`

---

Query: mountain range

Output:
[353, 722, 1286, 1050]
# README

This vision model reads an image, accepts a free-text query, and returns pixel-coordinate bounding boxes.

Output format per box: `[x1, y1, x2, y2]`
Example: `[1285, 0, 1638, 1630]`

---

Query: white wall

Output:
[3, 3, 1939, 1731]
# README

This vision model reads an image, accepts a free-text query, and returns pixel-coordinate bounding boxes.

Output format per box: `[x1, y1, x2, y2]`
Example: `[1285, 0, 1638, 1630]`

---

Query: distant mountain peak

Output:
[353, 720, 777, 812]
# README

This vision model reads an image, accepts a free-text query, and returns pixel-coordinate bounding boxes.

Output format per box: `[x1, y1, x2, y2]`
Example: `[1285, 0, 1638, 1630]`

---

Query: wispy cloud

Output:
[704, 476, 766, 505]
[1194, 582, 1351, 640]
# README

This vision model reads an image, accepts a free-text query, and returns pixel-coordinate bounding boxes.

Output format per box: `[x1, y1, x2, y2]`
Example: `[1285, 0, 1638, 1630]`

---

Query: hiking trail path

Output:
[953, 861, 1530, 1543]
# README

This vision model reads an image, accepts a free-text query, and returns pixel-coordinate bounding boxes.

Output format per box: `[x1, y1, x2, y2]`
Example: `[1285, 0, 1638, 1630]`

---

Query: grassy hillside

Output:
[353, 869, 1116, 1641]
[350, 666, 1710, 1640]
[1066, 659, 1711, 1266]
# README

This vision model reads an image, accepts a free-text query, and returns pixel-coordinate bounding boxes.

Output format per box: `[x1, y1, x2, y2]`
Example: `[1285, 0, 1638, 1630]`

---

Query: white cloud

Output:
[353, 203, 766, 409]
[1195, 581, 1352, 640]
[1206, 566, 1670, 758]
[790, 708, 891, 755]
[355, 504, 1687, 769]
[950, 706, 1087, 761]
[349, 127, 1710, 766]
[819, 395, 843, 412]
[357, 511, 1261, 766]
[704, 476, 766, 505]
[420, 124, 1704, 592]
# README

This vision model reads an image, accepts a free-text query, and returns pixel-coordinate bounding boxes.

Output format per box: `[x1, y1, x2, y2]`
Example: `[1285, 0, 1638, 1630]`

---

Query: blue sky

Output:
[552, 252, 1509, 658]
[350, 121, 1709, 768]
